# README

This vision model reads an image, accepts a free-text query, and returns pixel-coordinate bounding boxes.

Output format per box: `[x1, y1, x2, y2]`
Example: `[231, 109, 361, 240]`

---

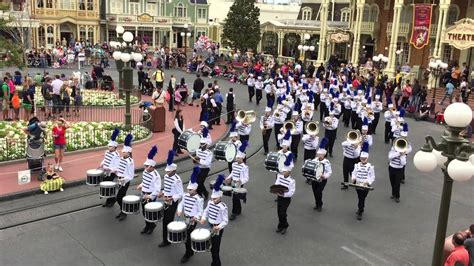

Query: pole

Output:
[116, 59, 124, 99]
[123, 62, 132, 131]
[432, 72, 438, 100]
[432, 170, 454, 266]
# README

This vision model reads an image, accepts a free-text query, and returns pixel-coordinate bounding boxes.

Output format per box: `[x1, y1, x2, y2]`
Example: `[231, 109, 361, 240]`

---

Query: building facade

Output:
[257, 0, 474, 76]
[105, 0, 209, 48]
[30, 0, 101, 48]
[0, 0, 40, 49]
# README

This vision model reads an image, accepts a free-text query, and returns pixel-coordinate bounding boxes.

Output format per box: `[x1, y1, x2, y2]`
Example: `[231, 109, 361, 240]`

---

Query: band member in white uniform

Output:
[361, 118, 373, 147]
[227, 121, 241, 173]
[137, 146, 161, 234]
[177, 166, 204, 264]
[100, 128, 120, 207]
[278, 129, 292, 157]
[115, 134, 135, 221]
[311, 138, 332, 211]
[226, 142, 249, 220]
[247, 73, 255, 102]
[255, 76, 264, 105]
[195, 138, 213, 200]
[201, 174, 228, 266]
[302, 127, 319, 161]
[351, 142, 375, 221]
[198, 123, 212, 146]
[323, 109, 339, 157]
[274, 154, 295, 234]
[273, 97, 287, 148]
[371, 94, 383, 134]
[261, 100, 275, 155]
[264, 78, 275, 105]
[290, 110, 303, 161]
[340, 132, 361, 190]
[388, 124, 411, 201]
[236, 120, 252, 143]
[158, 150, 184, 248]
[384, 99, 396, 143]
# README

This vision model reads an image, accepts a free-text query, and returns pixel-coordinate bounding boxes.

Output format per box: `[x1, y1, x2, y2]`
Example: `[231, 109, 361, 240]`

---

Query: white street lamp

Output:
[186, 32, 191, 37]
[303, 45, 309, 51]
[413, 150, 437, 172]
[304, 33, 310, 40]
[122, 31, 134, 43]
[184, 23, 189, 29]
[309, 46, 315, 51]
[112, 51, 122, 60]
[120, 52, 131, 63]
[298, 44, 303, 51]
[180, 32, 185, 37]
[444, 102, 473, 128]
[116, 25, 125, 34]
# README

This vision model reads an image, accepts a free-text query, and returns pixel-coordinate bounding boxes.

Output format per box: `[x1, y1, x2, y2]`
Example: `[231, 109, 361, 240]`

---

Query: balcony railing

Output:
[277, 19, 350, 29]
[34, 9, 99, 19]
[386, 22, 411, 36]
[360, 21, 379, 36]
[172, 16, 192, 24]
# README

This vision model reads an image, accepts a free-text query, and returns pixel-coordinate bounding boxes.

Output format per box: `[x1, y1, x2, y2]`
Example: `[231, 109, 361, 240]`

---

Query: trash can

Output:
[148, 105, 166, 132]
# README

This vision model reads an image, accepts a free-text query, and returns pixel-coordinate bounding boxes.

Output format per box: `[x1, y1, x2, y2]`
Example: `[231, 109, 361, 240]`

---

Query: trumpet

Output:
[305, 121, 319, 135]
[393, 137, 409, 153]
[236, 109, 256, 124]
[323, 117, 332, 127]
[283, 121, 297, 135]
[274, 110, 282, 119]
[346, 130, 362, 146]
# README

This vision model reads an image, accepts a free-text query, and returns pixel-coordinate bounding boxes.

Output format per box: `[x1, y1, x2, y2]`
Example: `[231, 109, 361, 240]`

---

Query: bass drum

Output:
[264, 152, 286, 172]
[213, 142, 228, 161]
[178, 131, 201, 153]
[302, 159, 324, 181]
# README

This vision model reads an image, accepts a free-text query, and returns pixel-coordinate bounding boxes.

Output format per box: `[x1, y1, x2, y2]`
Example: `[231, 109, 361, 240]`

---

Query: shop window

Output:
[447, 5, 459, 25]
[198, 8, 207, 20]
[442, 45, 452, 62]
[341, 8, 350, 22]
[79, 27, 86, 42]
[362, 5, 370, 22]
[370, 5, 379, 22]
[38, 26, 45, 47]
[87, 0, 93, 10]
[130, 2, 140, 15]
[79, 0, 85, 10]
[110, 1, 122, 13]
[147, 3, 157, 15]
[46, 0, 53, 8]
[47, 26, 54, 46]
[174, 3, 186, 17]
[396, 42, 410, 64]
[302, 7, 312, 21]
[88, 27, 94, 44]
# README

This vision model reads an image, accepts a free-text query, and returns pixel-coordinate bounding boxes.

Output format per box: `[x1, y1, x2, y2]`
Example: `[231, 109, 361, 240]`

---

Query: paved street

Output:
[0, 66, 473, 266]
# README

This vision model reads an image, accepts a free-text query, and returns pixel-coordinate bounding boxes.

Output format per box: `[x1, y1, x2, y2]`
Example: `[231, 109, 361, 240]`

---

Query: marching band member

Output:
[260, 101, 275, 155]
[384, 98, 396, 143]
[274, 153, 295, 234]
[100, 128, 120, 207]
[278, 129, 292, 157]
[319, 88, 329, 121]
[137, 146, 161, 234]
[195, 138, 213, 200]
[310, 78, 321, 111]
[276, 75, 286, 97]
[247, 73, 255, 102]
[342, 90, 352, 127]
[351, 142, 375, 221]
[371, 93, 383, 134]
[177, 166, 204, 263]
[302, 125, 319, 161]
[323, 107, 339, 157]
[333, 94, 342, 118]
[391, 117, 405, 143]
[361, 118, 373, 147]
[255, 76, 264, 105]
[311, 138, 332, 212]
[226, 141, 250, 221]
[290, 109, 303, 161]
[273, 99, 287, 148]
[236, 119, 252, 143]
[200, 174, 228, 266]
[340, 132, 361, 190]
[264, 78, 275, 106]
[301, 92, 314, 132]
[158, 150, 184, 248]
[115, 134, 135, 221]
[350, 93, 360, 129]
[227, 121, 241, 173]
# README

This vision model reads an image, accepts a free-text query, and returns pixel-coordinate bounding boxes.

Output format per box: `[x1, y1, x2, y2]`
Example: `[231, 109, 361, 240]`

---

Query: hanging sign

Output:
[443, 18, 474, 50]
[410, 4, 433, 49]
[18, 170, 31, 185]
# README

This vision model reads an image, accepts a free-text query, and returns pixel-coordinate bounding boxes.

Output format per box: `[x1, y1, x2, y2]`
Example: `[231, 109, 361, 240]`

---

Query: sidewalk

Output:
[0, 104, 227, 198]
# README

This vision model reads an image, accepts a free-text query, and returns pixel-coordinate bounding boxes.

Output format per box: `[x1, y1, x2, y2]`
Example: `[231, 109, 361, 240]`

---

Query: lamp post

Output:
[110, 29, 143, 131]
[180, 23, 191, 63]
[298, 33, 315, 70]
[428, 59, 448, 100]
[372, 54, 389, 72]
[413, 102, 473, 266]
[395, 49, 403, 71]
[111, 26, 125, 99]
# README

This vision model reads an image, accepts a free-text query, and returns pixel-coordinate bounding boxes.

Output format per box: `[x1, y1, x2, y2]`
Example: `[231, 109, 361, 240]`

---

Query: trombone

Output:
[236, 109, 256, 124]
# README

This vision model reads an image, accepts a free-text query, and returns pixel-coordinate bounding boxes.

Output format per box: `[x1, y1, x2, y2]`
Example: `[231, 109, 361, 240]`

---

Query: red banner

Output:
[410, 4, 433, 49]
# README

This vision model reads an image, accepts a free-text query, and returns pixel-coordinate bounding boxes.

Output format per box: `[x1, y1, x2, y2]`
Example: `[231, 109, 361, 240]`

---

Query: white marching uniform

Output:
[227, 162, 249, 184]
[362, 134, 373, 147]
[203, 200, 228, 229]
[302, 135, 319, 150]
[273, 109, 287, 124]
[260, 115, 275, 129]
[163, 173, 184, 202]
[323, 117, 339, 130]
[341, 141, 361, 158]
[100, 150, 120, 172]
[117, 157, 134, 184]
[196, 149, 213, 169]
[313, 158, 332, 179]
[275, 174, 295, 197]
[141, 169, 161, 199]
[236, 122, 252, 136]
[177, 193, 204, 219]
[351, 162, 375, 186]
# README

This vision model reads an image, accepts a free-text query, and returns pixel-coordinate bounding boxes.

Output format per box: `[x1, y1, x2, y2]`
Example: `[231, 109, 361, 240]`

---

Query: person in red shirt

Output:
[445, 232, 469, 266]
[52, 117, 70, 172]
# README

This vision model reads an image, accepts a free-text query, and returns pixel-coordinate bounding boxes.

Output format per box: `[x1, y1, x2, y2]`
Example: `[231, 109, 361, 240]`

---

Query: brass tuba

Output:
[283, 121, 296, 135]
[236, 109, 256, 124]
[393, 137, 409, 153]
[346, 130, 362, 145]
[305, 121, 319, 135]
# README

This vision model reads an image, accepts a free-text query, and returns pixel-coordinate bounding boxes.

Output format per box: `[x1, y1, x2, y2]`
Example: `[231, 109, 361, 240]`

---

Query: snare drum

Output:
[122, 195, 140, 215]
[178, 131, 201, 153]
[99, 181, 117, 198]
[302, 159, 324, 181]
[221, 185, 233, 197]
[167, 221, 187, 243]
[86, 169, 104, 185]
[233, 187, 247, 202]
[265, 152, 286, 172]
[191, 228, 212, 253]
[144, 202, 164, 222]
[213, 142, 229, 161]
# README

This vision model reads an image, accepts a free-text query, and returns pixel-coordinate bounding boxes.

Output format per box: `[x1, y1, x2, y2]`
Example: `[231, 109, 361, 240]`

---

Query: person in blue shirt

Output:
[213, 88, 224, 125]
[439, 81, 455, 105]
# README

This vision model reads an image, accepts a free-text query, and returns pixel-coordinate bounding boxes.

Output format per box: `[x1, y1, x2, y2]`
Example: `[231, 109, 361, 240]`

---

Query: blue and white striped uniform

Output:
[101, 151, 120, 171]
[117, 157, 134, 183]
[141, 169, 161, 199]
[236, 122, 252, 136]
[177, 193, 203, 219]
[351, 162, 375, 185]
[203, 201, 228, 229]
[389, 149, 407, 169]
[275, 173, 295, 198]
[162, 173, 183, 202]
[341, 141, 361, 159]
[196, 148, 213, 168]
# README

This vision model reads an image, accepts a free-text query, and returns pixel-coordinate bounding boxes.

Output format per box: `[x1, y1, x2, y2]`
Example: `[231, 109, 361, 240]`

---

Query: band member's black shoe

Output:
[140, 226, 149, 234]
[394, 198, 400, 203]
[147, 223, 156, 234]
[315, 206, 322, 212]
[229, 214, 237, 220]
[341, 185, 349, 190]
[102, 202, 108, 207]
[401, 180, 405, 184]
[158, 242, 171, 248]
[180, 255, 191, 263]
[118, 213, 127, 221]
[280, 228, 287, 234]
[356, 210, 363, 220]
[115, 212, 122, 219]
[275, 228, 283, 233]
[390, 195, 395, 199]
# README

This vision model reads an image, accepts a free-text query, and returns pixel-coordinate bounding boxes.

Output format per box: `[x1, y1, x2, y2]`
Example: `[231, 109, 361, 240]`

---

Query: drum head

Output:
[123, 195, 140, 202]
[222, 186, 233, 192]
[145, 202, 163, 211]
[191, 228, 211, 241]
[233, 188, 247, 193]
[187, 134, 201, 153]
[100, 181, 116, 187]
[225, 144, 237, 162]
[87, 169, 103, 175]
[168, 221, 187, 231]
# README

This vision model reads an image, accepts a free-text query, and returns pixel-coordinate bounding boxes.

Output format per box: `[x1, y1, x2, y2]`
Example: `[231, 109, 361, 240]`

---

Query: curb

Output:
[0, 125, 231, 201]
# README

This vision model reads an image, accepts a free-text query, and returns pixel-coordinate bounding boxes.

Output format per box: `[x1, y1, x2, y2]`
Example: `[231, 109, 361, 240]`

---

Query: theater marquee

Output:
[443, 18, 474, 50]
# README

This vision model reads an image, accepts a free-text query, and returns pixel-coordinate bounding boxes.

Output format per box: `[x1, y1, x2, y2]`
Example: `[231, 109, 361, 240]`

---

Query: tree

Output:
[222, 0, 261, 53]
[0, 3, 26, 68]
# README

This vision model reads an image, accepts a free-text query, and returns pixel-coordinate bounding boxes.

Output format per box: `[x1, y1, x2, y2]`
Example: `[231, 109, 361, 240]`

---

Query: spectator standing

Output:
[192, 74, 204, 107]
[214, 88, 224, 125]
[411, 79, 421, 111]
[172, 109, 185, 154]
[22, 77, 35, 121]
[460, 78, 470, 103]
[137, 66, 145, 91]
[52, 117, 70, 171]
[93, 64, 104, 89]
[152, 86, 165, 106]
[226, 88, 235, 124]
[439, 81, 455, 105]
[401, 80, 412, 108]
[153, 67, 165, 89]
[11, 90, 20, 121]
[167, 74, 176, 112]
[78, 49, 85, 69]
[445, 232, 469, 266]
[1, 77, 10, 120]
[41, 77, 53, 119]
[60, 83, 72, 117]
[464, 225, 474, 266]
[451, 65, 462, 87]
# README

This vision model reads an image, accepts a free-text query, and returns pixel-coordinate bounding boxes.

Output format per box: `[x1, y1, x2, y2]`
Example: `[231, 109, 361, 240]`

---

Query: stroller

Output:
[141, 77, 154, 96]
[102, 75, 115, 91]
[25, 118, 46, 180]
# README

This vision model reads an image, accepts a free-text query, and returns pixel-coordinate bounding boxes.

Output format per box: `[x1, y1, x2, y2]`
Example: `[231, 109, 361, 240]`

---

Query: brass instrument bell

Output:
[305, 121, 319, 135]
[393, 137, 409, 153]
[346, 130, 362, 145]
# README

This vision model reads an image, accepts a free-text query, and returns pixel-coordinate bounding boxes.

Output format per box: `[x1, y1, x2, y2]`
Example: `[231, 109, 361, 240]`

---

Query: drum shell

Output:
[178, 131, 200, 153]
[213, 142, 228, 161]
[144, 202, 164, 222]
[233, 188, 247, 201]
[99, 182, 117, 198]
[122, 196, 141, 215]
[265, 153, 280, 172]
[191, 231, 212, 253]
[302, 160, 317, 179]
[86, 170, 104, 186]
[222, 186, 233, 197]
[167, 222, 187, 243]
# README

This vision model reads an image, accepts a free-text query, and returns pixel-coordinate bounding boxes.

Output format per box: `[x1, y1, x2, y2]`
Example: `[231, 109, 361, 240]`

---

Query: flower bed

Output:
[33, 87, 139, 107]
[0, 121, 150, 162]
